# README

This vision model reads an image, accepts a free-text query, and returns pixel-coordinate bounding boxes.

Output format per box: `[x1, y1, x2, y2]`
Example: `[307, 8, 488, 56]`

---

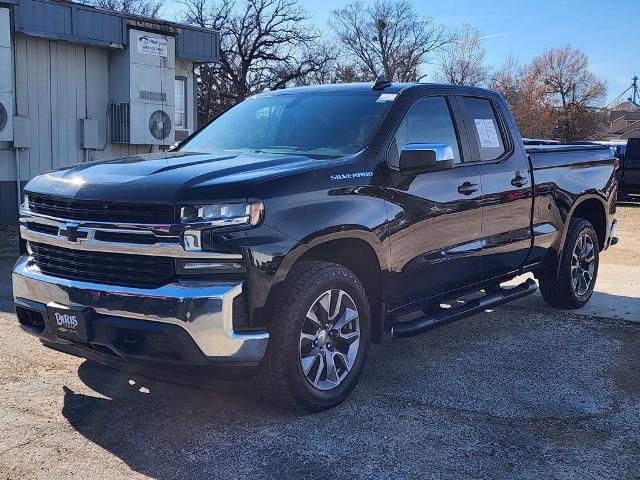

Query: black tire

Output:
[539, 219, 599, 309]
[255, 261, 371, 413]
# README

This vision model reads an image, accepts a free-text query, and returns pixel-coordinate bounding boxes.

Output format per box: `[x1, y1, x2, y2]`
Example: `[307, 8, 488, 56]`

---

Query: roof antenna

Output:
[372, 75, 391, 91]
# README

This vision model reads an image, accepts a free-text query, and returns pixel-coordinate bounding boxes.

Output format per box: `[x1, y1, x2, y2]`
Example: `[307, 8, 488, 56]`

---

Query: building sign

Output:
[137, 35, 168, 57]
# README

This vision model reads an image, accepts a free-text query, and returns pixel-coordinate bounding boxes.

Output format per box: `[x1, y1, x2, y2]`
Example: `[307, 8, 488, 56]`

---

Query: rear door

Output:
[384, 94, 484, 308]
[624, 138, 640, 191]
[455, 95, 534, 280]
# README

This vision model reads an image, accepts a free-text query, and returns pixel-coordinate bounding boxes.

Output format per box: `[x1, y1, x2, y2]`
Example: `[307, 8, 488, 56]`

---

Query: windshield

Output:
[179, 93, 393, 158]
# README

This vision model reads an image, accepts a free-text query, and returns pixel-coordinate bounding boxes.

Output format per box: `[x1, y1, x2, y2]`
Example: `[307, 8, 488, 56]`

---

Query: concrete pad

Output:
[508, 263, 640, 323]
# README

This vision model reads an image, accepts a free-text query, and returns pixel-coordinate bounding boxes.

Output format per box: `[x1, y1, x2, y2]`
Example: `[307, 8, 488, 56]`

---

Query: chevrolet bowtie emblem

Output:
[61, 223, 80, 242]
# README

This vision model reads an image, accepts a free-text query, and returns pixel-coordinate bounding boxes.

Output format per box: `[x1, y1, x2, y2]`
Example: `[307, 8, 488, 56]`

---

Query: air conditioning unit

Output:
[110, 102, 175, 145]
[0, 93, 13, 142]
[175, 128, 191, 142]
[0, 7, 13, 142]
[108, 28, 175, 145]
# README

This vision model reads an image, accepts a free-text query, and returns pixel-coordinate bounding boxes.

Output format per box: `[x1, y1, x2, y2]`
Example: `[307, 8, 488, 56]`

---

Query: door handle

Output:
[457, 182, 479, 195]
[511, 175, 529, 188]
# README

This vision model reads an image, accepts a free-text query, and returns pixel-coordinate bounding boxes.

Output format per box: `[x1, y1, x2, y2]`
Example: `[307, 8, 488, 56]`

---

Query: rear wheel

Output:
[539, 219, 599, 309]
[255, 261, 370, 412]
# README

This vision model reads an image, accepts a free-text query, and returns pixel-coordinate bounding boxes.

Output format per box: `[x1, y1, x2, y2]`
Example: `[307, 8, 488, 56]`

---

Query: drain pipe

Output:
[15, 146, 21, 211]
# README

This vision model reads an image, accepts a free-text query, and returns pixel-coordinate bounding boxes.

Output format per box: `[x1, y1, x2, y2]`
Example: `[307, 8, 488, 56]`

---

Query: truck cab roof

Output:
[255, 82, 501, 98]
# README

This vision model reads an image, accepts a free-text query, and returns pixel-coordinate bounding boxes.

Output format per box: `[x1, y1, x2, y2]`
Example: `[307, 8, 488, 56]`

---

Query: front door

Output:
[384, 95, 484, 309]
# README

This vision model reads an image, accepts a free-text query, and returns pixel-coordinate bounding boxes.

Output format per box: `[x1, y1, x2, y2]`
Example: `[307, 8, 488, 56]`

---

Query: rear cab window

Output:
[460, 96, 506, 162]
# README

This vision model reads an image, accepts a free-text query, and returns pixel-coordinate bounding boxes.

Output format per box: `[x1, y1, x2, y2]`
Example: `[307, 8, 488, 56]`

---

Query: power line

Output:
[606, 77, 639, 109]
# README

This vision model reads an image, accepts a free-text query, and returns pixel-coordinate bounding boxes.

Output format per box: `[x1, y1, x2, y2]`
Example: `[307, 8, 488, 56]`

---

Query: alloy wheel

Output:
[571, 232, 596, 297]
[298, 289, 360, 391]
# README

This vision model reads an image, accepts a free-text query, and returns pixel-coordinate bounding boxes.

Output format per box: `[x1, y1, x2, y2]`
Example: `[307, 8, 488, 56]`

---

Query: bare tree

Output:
[529, 45, 607, 141]
[435, 24, 488, 86]
[78, 0, 163, 18]
[489, 54, 547, 137]
[490, 53, 521, 103]
[488, 46, 606, 141]
[181, 0, 331, 122]
[512, 64, 557, 139]
[330, 0, 451, 82]
[531, 46, 606, 110]
[299, 49, 370, 86]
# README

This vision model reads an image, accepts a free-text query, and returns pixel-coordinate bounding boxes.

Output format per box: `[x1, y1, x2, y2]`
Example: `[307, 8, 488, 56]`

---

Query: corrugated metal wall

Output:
[0, 35, 194, 224]
[14, 0, 219, 63]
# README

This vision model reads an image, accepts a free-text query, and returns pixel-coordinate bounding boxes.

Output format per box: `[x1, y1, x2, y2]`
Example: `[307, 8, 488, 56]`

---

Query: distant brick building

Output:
[604, 100, 640, 140]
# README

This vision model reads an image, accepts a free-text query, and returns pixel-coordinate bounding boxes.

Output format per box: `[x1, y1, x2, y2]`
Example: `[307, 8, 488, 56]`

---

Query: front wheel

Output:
[255, 261, 371, 412]
[539, 219, 599, 309]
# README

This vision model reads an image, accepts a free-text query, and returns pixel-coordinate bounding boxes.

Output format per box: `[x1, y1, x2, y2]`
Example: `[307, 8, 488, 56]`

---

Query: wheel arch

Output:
[562, 194, 608, 252]
[544, 194, 608, 280]
[269, 230, 388, 343]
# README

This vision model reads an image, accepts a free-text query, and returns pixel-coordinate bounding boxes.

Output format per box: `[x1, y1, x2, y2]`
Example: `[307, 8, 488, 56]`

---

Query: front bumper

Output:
[12, 255, 269, 376]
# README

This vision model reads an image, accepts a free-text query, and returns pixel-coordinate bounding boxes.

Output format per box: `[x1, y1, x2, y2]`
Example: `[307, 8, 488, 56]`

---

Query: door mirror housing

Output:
[399, 144, 455, 175]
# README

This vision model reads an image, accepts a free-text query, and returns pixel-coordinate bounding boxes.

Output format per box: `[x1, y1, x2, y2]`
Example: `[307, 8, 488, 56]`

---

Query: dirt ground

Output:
[0, 206, 638, 479]
[608, 202, 640, 263]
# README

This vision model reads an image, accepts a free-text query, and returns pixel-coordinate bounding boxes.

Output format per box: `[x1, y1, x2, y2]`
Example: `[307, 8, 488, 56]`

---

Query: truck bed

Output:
[526, 144, 614, 169]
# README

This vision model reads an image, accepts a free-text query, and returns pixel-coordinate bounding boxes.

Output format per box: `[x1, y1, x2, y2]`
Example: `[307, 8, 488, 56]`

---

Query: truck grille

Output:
[29, 242, 175, 289]
[27, 194, 175, 224]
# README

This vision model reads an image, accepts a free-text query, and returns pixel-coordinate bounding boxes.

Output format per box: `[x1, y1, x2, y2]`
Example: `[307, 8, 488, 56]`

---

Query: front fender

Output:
[273, 226, 391, 285]
[242, 180, 391, 326]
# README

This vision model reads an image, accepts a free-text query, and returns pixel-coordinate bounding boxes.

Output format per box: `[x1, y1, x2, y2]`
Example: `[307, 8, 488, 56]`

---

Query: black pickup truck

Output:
[606, 138, 640, 195]
[13, 82, 618, 412]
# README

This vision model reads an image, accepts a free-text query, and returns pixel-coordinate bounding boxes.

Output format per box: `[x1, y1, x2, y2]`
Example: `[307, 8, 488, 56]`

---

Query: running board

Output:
[391, 278, 538, 339]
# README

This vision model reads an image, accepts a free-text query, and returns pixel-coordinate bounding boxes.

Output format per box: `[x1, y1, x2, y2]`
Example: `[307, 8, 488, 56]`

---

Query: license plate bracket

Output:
[47, 304, 92, 342]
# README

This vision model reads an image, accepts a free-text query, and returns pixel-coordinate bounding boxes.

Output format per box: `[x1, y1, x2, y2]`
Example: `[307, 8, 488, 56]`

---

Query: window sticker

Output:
[376, 93, 397, 103]
[474, 118, 501, 148]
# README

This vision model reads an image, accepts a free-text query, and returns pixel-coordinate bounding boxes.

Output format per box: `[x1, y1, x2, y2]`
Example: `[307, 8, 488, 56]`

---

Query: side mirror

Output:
[399, 143, 455, 175]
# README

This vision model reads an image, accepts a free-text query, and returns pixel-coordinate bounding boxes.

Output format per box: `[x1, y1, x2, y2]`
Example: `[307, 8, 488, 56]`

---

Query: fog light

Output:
[176, 259, 245, 275]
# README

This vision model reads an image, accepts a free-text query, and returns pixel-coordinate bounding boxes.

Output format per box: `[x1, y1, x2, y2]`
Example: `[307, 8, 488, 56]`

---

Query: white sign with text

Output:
[137, 35, 168, 57]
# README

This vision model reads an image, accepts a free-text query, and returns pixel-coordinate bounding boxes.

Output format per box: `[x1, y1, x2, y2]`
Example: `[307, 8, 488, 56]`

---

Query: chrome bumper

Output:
[12, 256, 268, 362]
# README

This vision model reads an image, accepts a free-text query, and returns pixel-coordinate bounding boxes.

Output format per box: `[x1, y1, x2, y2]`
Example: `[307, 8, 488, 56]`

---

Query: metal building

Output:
[0, 0, 219, 224]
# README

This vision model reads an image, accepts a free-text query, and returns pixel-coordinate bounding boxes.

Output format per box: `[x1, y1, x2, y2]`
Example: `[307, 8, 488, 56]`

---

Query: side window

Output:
[461, 97, 506, 161]
[388, 96, 462, 168]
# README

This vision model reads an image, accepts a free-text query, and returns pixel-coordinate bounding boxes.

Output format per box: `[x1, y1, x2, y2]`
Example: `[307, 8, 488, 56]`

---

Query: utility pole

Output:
[633, 76, 639, 105]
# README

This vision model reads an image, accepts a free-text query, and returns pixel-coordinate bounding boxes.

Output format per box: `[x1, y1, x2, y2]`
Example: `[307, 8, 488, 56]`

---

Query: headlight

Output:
[180, 201, 264, 227]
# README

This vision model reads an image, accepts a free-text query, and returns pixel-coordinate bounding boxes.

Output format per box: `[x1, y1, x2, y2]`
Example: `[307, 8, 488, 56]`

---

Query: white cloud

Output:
[481, 32, 515, 40]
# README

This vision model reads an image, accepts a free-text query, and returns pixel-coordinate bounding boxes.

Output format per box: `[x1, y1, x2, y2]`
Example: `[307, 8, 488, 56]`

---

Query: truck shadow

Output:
[62, 361, 291, 480]
[510, 289, 640, 322]
[60, 303, 640, 479]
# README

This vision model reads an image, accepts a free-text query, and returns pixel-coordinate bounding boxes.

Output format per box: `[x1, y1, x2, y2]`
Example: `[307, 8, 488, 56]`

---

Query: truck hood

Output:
[25, 151, 327, 203]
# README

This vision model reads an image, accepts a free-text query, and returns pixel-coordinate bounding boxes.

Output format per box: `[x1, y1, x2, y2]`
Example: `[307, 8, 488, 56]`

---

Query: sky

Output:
[165, 0, 639, 105]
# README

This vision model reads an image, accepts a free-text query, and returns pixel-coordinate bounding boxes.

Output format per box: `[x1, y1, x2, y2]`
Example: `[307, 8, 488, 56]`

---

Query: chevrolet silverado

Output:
[13, 81, 618, 412]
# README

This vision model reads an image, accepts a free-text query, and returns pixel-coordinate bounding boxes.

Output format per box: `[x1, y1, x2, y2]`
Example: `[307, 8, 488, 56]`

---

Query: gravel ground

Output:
[0, 207, 639, 479]
[0, 226, 18, 258]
